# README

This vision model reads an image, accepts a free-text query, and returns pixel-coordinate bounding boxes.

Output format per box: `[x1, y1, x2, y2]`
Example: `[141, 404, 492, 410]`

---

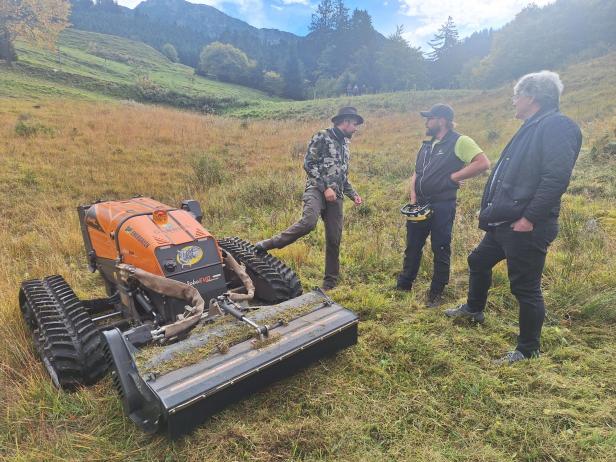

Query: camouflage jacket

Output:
[303, 127, 357, 200]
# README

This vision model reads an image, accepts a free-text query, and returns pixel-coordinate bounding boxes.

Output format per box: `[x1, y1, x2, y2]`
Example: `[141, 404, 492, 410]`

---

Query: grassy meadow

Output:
[1, 51, 616, 461]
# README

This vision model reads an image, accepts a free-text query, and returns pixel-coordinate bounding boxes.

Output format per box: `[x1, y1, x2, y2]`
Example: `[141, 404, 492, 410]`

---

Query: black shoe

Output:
[444, 304, 485, 324]
[426, 289, 443, 308]
[321, 284, 336, 291]
[253, 241, 269, 254]
[494, 350, 540, 365]
[395, 280, 412, 291]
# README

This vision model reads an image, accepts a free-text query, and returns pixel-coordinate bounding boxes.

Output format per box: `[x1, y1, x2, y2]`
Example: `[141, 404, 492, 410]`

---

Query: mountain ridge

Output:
[133, 0, 299, 44]
[70, 0, 299, 69]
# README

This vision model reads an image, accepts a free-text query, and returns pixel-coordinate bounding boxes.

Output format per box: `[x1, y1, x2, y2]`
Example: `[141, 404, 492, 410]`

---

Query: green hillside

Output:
[1, 28, 282, 111]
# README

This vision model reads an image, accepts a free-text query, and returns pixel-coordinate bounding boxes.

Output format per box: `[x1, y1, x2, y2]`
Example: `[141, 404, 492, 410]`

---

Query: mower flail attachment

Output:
[104, 290, 358, 438]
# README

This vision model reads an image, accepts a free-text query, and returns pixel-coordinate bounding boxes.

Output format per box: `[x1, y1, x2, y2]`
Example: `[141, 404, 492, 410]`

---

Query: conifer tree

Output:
[309, 0, 334, 33]
[427, 16, 459, 62]
[283, 51, 304, 100]
[426, 16, 462, 88]
[332, 0, 350, 33]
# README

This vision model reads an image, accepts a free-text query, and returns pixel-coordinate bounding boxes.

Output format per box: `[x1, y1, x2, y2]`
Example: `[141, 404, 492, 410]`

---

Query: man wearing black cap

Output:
[254, 107, 363, 290]
[396, 104, 490, 306]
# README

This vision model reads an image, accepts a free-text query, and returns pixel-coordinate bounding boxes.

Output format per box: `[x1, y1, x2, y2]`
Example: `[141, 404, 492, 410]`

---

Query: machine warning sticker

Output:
[176, 245, 204, 267]
[125, 226, 150, 248]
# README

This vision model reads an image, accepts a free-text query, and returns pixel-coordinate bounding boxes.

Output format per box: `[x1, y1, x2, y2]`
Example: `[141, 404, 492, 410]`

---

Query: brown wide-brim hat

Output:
[331, 106, 364, 125]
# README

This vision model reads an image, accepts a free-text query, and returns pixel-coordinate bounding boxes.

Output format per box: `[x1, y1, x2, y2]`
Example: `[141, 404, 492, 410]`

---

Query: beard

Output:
[341, 129, 354, 139]
[425, 126, 439, 137]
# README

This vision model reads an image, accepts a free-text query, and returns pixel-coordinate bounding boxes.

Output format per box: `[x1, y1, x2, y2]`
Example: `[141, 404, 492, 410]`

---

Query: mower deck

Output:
[103, 290, 358, 438]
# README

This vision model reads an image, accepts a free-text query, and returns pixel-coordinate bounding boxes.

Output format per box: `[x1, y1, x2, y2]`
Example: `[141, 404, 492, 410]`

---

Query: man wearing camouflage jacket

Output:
[255, 107, 363, 290]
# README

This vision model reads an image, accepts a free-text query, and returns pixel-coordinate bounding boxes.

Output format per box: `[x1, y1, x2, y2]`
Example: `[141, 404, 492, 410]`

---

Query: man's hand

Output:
[511, 217, 534, 232]
[450, 153, 490, 185]
[353, 194, 363, 206]
[450, 173, 464, 186]
[324, 187, 337, 202]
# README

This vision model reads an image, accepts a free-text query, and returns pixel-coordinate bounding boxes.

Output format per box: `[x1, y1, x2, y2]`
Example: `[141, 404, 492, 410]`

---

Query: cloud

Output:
[117, 0, 142, 7]
[398, 0, 555, 45]
[279, 0, 309, 5]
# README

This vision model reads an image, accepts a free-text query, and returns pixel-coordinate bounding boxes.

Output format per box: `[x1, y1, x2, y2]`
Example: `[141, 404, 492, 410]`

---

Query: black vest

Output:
[414, 130, 463, 203]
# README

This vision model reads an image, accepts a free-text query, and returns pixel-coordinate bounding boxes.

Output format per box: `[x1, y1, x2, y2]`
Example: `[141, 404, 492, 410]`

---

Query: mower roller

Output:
[19, 197, 358, 437]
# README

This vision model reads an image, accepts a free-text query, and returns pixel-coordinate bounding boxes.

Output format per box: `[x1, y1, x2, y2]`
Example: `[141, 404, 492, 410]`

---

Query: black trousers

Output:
[398, 200, 456, 292]
[466, 222, 559, 355]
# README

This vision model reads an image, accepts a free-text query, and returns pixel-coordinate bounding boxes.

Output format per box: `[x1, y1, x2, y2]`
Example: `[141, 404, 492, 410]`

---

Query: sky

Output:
[115, 0, 555, 50]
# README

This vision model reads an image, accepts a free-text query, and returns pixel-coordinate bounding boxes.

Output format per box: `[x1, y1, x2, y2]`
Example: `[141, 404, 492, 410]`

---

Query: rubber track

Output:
[19, 275, 108, 389]
[218, 237, 302, 303]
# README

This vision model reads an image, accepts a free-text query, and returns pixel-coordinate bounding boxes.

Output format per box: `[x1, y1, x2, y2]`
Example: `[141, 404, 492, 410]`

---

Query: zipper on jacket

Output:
[418, 142, 432, 200]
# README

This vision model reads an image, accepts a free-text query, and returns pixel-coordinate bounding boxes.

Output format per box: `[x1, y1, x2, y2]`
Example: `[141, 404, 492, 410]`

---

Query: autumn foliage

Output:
[0, 0, 70, 63]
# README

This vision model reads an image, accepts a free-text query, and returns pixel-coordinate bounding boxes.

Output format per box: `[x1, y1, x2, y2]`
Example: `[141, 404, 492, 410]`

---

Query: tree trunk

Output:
[0, 28, 17, 65]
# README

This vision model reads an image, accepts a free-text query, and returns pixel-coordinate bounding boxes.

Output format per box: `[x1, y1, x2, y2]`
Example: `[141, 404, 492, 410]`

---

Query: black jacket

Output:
[478, 108, 582, 231]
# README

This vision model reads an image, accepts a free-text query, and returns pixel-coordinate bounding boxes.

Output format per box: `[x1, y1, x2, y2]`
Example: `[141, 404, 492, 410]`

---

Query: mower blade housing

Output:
[103, 291, 358, 438]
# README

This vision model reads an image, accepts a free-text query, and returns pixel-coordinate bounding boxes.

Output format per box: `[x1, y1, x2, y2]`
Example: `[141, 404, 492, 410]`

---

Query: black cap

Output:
[420, 104, 454, 121]
[332, 106, 364, 125]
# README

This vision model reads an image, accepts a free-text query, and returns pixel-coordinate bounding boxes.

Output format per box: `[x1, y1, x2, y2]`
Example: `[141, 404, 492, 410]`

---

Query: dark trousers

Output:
[398, 200, 456, 292]
[466, 222, 559, 355]
[270, 188, 343, 288]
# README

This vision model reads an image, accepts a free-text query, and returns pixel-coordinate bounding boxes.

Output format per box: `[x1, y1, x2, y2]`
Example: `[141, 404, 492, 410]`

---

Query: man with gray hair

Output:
[445, 71, 582, 364]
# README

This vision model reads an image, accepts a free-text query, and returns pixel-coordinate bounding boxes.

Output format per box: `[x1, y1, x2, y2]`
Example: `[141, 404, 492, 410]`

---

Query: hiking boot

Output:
[321, 283, 336, 291]
[426, 289, 444, 308]
[443, 304, 485, 324]
[395, 279, 412, 291]
[494, 350, 540, 365]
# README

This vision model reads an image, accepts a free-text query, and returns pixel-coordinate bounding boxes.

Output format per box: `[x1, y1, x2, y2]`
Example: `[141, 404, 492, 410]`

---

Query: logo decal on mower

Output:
[185, 274, 222, 286]
[176, 245, 204, 267]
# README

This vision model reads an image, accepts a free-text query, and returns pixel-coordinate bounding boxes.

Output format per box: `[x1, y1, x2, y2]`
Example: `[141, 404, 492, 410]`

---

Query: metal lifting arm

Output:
[214, 295, 272, 338]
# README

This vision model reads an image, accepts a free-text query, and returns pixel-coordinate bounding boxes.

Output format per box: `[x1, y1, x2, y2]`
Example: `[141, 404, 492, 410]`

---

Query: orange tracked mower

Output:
[19, 197, 358, 438]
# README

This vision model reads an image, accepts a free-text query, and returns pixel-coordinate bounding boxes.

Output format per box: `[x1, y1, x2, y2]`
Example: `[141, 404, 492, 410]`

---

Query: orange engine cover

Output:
[83, 197, 220, 276]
